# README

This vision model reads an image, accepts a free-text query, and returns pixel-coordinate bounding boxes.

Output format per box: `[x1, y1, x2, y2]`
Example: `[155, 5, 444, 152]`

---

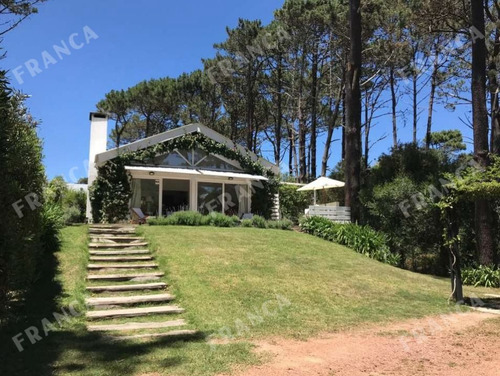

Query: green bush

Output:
[278, 184, 311, 223]
[251, 215, 267, 228]
[241, 219, 253, 227]
[267, 219, 293, 230]
[147, 212, 293, 230]
[149, 211, 203, 226]
[299, 216, 400, 266]
[462, 265, 500, 288]
[0, 76, 61, 317]
[202, 212, 239, 227]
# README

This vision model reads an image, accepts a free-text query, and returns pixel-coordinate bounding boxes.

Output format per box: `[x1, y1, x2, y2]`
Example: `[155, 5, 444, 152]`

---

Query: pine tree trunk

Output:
[364, 89, 370, 168]
[322, 89, 342, 176]
[425, 47, 439, 150]
[344, 0, 362, 222]
[471, 0, 495, 265]
[275, 55, 283, 164]
[490, 29, 500, 155]
[310, 50, 319, 179]
[412, 64, 418, 144]
[390, 67, 398, 148]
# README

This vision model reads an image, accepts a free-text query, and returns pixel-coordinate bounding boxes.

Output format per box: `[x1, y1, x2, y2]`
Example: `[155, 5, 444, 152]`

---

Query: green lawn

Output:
[1, 225, 498, 376]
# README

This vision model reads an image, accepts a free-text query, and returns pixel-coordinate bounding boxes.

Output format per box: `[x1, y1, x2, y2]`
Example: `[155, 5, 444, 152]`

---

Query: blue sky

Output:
[2, 0, 472, 182]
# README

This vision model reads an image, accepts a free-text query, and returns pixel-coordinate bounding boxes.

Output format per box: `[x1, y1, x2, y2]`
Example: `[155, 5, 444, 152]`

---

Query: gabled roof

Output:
[95, 123, 280, 174]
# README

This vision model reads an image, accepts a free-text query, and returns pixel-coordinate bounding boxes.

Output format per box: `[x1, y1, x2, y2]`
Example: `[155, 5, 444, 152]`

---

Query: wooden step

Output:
[89, 256, 153, 262]
[109, 330, 198, 341]
[86, 282, 167, 293]
[86, 305, 185, 320]
[89, 242, 148, 248]
[87, 272, 164, 282]
[87, 319, 186, 332]
[88, 263, 158, 270]
[90, 236, 145, 241]
[86, 293, 175, 307]
[89, 231, 137, 236]
[89, 250, 150, 256]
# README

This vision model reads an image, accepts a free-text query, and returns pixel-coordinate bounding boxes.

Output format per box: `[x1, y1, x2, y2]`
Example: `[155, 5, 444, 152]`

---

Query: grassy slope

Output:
[2, 225, 497, 376]
[141, 226, 497, 340]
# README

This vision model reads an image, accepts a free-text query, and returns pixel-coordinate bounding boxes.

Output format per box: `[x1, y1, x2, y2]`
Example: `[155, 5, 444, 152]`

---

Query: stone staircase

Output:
[85, 224, 197, 339]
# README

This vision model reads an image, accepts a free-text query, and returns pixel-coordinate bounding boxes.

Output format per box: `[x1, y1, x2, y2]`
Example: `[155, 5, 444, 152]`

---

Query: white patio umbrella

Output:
[297, 176, 345, 205]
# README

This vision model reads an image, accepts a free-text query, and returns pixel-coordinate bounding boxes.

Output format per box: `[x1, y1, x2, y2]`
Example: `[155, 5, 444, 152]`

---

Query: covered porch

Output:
[126, 166, 267, 218]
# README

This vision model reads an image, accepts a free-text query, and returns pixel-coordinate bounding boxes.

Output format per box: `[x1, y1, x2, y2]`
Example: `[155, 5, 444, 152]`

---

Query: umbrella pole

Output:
[314, 190, 317, 206]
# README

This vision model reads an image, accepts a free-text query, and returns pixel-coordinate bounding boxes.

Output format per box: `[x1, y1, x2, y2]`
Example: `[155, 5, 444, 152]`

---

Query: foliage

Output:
[278, 184, 311, 223]
[241, 219, 253, 227]
[200, 212, 240, 227]
[90, 133, 279, 223]
[362, 176, 445, 273]
[147, 211, 292, 230]
[45, 176, 87, 225]
[251, 215, 268, 228]
[148, 211, 204, 226]
[426, 130, 466, 153]
[462, 266, 500, 288]
[299, 216, 399, 266]
[444, 156, 500, 201]
[266, 218, 293, 230]
[0, 73, 59, 319]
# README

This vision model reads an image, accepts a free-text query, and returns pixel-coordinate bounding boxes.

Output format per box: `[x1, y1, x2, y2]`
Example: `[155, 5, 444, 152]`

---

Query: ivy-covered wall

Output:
[89, 133, 279, 223]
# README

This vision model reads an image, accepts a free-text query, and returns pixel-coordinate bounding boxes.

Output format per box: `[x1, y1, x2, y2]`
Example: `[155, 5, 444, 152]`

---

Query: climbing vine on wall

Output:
[90, 133, 279, 223]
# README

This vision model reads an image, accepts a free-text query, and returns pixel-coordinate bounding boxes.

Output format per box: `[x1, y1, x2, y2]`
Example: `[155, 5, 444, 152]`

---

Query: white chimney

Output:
[86, 112, 108, 221]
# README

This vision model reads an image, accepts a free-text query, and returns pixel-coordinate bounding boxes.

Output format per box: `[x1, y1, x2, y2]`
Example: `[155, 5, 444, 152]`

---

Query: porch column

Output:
[158, 178, 163, 217]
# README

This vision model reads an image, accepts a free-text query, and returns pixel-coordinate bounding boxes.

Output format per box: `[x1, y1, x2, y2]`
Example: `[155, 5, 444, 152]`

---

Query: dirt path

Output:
[234, 311, 500, 376]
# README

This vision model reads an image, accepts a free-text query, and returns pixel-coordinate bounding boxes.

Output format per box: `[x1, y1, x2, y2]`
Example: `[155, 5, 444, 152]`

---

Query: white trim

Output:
[125, 166, 268, 181]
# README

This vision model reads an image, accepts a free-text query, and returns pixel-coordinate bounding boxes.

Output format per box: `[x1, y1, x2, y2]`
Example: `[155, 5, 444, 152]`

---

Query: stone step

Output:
[87, 272, 164, 282]
[87, 282, 167, 293]
[89, 256, 154, 262]
[86, 305, 185, 320]
[108, 329, 198, 341]
[86, 293, 175, 307]
[87, 319, 186, 332]
[89, 242, 148, 248]
[89, 250, 150, 256]
[88, 263, 158, 270]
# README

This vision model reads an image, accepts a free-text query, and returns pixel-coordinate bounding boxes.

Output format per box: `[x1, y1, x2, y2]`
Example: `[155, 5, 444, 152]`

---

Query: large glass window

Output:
[163, 179, 190, 215]
[153, 150, 190, 167]
[131, 179, 159, 216]
[197, 182, 222, 215]
[224, 184, 249, 216]
[145, 148, 242, 172]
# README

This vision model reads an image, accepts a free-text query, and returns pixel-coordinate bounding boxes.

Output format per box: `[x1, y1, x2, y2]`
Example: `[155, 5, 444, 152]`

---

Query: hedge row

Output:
[299, 216, 400, 266]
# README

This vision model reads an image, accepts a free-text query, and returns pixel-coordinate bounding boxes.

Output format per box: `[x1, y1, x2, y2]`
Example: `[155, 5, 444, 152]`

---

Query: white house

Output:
[86, 112, 280, 221]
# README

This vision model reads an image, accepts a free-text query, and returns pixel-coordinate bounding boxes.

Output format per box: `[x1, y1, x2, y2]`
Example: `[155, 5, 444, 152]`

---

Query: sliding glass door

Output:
[197, 182, 222, 215]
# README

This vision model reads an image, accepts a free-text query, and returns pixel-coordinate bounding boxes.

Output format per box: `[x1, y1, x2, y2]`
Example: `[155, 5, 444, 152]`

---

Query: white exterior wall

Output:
[86, 113, 108, 221]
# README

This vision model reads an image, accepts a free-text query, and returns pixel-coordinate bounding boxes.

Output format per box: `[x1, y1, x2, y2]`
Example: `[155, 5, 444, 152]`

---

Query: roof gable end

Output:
[95, 123, 279, 174]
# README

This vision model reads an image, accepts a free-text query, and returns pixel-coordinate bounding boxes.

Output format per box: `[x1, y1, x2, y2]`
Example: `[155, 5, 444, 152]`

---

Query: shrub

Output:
[202, 212, 239, 227]
[241, 219, 253, 227]
[251, 215, 267, 229]
[299, 216, 399, 266]
[267, 219, 293, 230]
[278, 184, 311, 223]
[148, 211, 203, 226]
[462, 265, 500, 288]
[62, 205, 83, 226]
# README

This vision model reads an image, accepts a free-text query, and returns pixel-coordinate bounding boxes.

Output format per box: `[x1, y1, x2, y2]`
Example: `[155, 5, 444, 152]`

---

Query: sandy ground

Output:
[231, 311, 500, 376]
